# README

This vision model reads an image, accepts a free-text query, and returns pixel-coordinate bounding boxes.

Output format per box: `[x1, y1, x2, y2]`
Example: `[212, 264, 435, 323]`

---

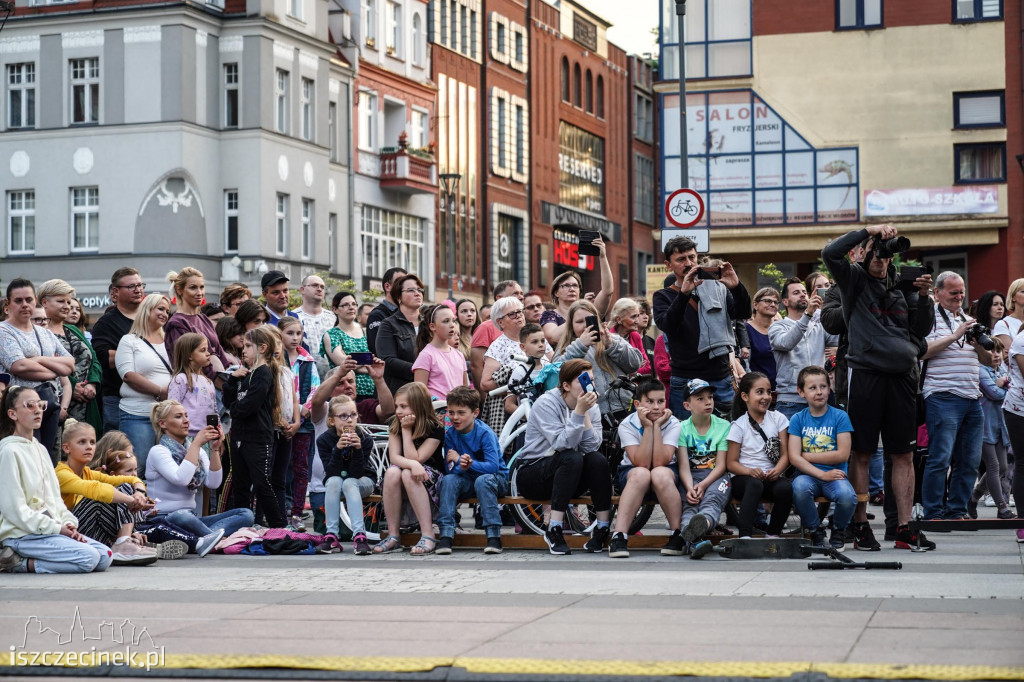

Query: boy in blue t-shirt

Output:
[436, 386, 510, 555]
[787, 366, 857, 551]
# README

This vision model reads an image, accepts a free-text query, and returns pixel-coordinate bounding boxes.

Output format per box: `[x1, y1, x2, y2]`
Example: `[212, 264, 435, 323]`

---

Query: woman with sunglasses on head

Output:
[375, 274, 426, 397]
[745, 287, 780, 391]
[0, 279, 75, 462]
[0, 386, 114, 574]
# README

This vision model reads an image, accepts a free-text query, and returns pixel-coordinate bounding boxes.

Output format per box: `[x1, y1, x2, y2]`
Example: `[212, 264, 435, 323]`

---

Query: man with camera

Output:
[653, 237, 751, 419]
[822, 225, 935, 551]
[920, 272, 992, 523]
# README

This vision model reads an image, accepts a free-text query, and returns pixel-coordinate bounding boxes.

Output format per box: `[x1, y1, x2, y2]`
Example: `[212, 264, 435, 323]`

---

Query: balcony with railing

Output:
[379, 133, 437, 194]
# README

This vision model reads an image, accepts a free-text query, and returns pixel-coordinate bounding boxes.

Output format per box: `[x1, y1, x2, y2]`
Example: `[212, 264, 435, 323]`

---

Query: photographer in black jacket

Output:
[822, 225, 935, 551]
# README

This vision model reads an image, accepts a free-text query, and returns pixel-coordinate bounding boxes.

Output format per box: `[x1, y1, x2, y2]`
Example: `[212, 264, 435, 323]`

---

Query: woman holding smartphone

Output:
[321, 292, 374, 398]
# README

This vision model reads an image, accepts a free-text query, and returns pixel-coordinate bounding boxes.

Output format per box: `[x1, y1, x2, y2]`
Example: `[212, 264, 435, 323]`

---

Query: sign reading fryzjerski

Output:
[559, 122, 605, 215]
[864, 186, 999, 217]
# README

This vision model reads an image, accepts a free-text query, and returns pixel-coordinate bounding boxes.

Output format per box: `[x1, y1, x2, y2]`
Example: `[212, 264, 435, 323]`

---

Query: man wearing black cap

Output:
[262, 270, 298, 326]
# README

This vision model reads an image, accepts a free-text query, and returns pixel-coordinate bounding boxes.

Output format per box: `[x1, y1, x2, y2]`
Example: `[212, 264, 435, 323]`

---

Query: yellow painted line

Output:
[13, 654, 1024, 680]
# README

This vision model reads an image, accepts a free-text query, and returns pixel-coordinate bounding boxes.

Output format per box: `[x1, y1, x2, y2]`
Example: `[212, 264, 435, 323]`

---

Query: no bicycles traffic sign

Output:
[665, 188, 704, 228]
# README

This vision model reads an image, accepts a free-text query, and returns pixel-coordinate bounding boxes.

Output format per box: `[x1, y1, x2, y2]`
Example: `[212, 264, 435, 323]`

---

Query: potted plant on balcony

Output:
[365, 36, 376, 48]
[386, 44, 396, 56]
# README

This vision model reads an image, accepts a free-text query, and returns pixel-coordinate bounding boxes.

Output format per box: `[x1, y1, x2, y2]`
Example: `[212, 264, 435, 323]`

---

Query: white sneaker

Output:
[1009, 495, 1016, 508]
[982, 494, 996, 508]
[289, 515, 306, 532]
[111, 540, 158, 566]
[153, 540, 189, 560]
[196, 529, 226, 558]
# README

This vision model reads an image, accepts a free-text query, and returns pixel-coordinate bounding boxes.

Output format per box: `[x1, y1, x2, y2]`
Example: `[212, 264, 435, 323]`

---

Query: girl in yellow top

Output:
[54, 420, 158, 565]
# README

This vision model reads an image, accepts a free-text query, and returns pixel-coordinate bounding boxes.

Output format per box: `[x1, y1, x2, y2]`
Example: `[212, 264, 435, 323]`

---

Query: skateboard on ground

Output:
[715, 537, 811, 559]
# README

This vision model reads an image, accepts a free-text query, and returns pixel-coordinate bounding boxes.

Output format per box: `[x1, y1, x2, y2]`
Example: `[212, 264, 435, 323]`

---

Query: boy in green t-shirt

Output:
[677, 379, 732, 559]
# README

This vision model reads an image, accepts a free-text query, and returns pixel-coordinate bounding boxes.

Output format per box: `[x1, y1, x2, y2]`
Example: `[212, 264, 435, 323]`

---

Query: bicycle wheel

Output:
[508, 465, 546, 535]
[628, 503, 655, 535]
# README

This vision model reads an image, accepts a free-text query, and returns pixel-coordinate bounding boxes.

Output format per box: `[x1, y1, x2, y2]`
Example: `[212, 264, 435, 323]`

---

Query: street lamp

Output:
[439, 172, 462, 301]
[675, 0, 688, 189]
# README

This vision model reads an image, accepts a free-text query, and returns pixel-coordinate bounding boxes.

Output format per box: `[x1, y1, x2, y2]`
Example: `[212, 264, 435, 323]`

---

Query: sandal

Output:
[411, 536, 436, 556]
[372, 535, 402, 554]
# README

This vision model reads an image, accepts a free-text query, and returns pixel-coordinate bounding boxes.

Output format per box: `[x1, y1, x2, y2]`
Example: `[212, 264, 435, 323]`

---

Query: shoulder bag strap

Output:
[141, 337, 173, 374]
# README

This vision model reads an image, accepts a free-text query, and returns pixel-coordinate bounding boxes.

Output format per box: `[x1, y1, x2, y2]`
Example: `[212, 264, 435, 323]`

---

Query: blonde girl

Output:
[223, 327, 285, 527]
[168, 332, 217, 438]
[373, 382, 445, 555]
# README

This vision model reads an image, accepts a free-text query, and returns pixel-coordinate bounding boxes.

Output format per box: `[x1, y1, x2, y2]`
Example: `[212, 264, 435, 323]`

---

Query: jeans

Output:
[669, 375, 734, 420]
[2, 533, 113, 574]
[869, 446, 884, 495]
[324, 476, 375, 536]
[288, 432, 314, 517]
[792, 474, 857, 531]
[775, 401, 807, 420]
[923, 393, 984, 519]
[119, 409, 157, 477]
[162, 508, 254, 538]
[102, 395, 120, 434]
[437, 473, 509, 539]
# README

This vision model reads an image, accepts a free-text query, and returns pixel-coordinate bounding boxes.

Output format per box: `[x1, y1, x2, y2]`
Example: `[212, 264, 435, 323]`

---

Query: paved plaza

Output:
[1, 513, 1022, 681]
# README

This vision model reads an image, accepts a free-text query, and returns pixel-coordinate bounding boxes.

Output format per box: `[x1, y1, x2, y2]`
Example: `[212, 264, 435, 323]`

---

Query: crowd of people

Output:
[1, 226, 1022, 573]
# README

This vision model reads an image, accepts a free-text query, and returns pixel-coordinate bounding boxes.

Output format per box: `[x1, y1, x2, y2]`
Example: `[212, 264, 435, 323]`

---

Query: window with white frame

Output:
[387, 1, 403, 56]
[634, 155, 655, 224]
[410, 109, 428, 149]
[449, 0, 457, 46]
[360, 206, 425, 277]
[301, 78, 314, 141]
[432, 0, 479, 59]
[664, 0, 751, 80]
[514, 103, 525, 177]
[224, 63, 239, 128]
[496, 93, 507, 171]
[329, 102, 338, 161]
[7, 63, 35, 129]
[955, 0, 1001, 21]
[225, 190, 239, 253]
[460, 5, 468, 54]
[490, 88, 528, 183]
[289, 0, 303, 20]
[358, 91, 378, 150]
[8, 190, 35, 254]
[71, 187, 99, 251]
[275, 69, 290, 134]
[276, 194, 288, 254]
[469, 8, 478, 57]
[412, 13, 423, 65]
[301, 199, 313, 259]
[365, 0, 378, 47]
[69, 58, 99, 125]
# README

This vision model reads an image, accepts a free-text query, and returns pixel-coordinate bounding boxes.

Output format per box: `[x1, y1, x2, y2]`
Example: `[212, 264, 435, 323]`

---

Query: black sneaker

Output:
[661, 530, 685, 556]
[682, 514, 711, 545]
[608, 532, 630, 558]
[315, 534, 342, 554]
[894, 525, 936, 550]
[435, 537, 454, 555]
[883, 525, 897, 542]
[852, 521, 880, 551]
[689, 539, 713, 559]
[484, 537, 502, 554]
[828, 527, 846, 552]
[584, 525, 610, 553]
[352, 533, 371, 556]
[544, 525, 571, 555]
[967, 497, 978, 519]
[809, 527, 827, 548]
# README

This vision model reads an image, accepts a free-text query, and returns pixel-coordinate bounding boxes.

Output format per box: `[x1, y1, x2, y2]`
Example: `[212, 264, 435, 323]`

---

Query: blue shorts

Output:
[616, 462, 680, 496]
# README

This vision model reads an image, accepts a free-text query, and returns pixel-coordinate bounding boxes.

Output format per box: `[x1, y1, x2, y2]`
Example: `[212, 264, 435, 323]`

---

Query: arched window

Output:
[412, 13, 422, 65]
[596, 75, 604, 118]
[561, 57, 570, 102]
[585, 69, 593, 113]
[573, 63, 581, 107]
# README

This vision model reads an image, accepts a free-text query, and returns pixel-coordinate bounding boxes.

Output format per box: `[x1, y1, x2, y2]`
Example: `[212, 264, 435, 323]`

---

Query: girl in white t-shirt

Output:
[726, 372, 792, 538]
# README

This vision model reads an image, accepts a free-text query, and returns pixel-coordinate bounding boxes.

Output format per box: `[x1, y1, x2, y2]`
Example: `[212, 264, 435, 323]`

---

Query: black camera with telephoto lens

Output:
[965, 324, 995, 351]
[872, 235, 911, 259]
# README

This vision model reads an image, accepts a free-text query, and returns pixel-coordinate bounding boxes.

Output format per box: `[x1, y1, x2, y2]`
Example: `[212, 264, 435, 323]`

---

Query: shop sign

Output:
[80, 295, 112, 310]
[541, 201, 621, 242]
[553, 227, 595, 272]
[559, 122, 605, 215]
[864, 186, 999, 217]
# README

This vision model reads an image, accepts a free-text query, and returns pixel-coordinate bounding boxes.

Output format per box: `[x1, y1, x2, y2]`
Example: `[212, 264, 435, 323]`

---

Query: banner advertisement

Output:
[864, 186, 1000, 217]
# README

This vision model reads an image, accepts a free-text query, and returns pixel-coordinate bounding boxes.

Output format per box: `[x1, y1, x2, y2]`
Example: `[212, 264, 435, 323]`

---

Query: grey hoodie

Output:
[517, 389, 603, 463]
[553, 334, 644, 414]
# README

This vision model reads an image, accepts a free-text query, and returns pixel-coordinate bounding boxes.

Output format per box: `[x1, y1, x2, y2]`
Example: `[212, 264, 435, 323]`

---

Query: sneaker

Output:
[967, 497, 979, 519]
[153, 540, 188, 560]
[1016, 529, 1024, 543]
[981, 494, 995, 507]
[851, 521, 880, 551]
[111, 540, 158, 566]
[997, 507, 1015, 520]
[196, 528, 226, 558]
[0, 546, 24, 573]
[689, 539, 713, 559]
[869, 492, 884, 506]
[484, 537, 503, 554]
[435, 537, 454, 555]
[352, 533, 371, 555]
[584, 525, 610, 553]
[894, 524, 936, 551]
[315, 534, 342, 554]
[544, 525, 571, 555]
[661, 530, 685, 556]
[682, 514, 711, 545]
[884, 525, 897, 542]
[828, 527, 846, 552]
[809, 527, 827, 548]
[289, 515, 307, 532]
[608, 532, 630, 558]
